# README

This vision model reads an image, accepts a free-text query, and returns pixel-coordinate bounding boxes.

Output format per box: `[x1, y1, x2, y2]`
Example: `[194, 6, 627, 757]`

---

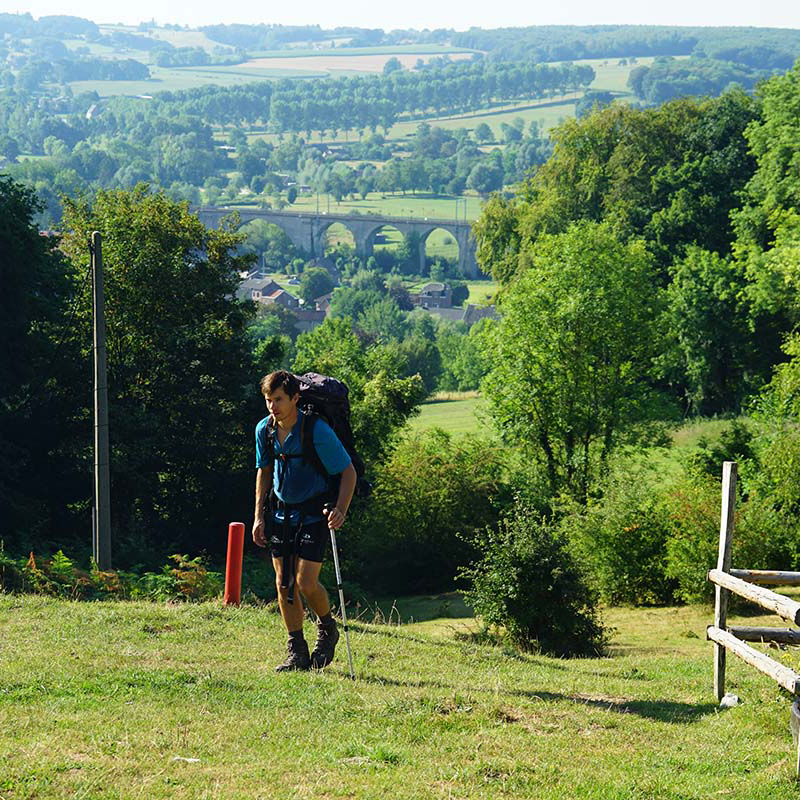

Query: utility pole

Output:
[90, 231, 112, 570]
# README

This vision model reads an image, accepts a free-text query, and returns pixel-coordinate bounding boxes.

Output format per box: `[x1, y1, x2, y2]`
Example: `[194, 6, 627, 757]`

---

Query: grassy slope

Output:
[407, 394, 485, 436]
[1, 593, 798, 798]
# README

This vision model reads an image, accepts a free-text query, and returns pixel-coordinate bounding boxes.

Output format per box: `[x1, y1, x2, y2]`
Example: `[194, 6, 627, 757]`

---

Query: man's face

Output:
[265, 386, 298, 423]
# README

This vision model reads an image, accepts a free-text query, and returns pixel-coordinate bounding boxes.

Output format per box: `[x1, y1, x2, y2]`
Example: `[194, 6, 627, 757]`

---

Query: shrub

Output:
[0, 550, 223, 602]
[461, 504, 607, 657]
[662, 470, 722, 603]
[350, 429, 508, 594]
[565, 462, 676, 605]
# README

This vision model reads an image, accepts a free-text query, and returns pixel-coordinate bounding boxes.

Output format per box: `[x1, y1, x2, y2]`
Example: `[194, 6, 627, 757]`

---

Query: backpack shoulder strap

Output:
[300, 412, 327, 478]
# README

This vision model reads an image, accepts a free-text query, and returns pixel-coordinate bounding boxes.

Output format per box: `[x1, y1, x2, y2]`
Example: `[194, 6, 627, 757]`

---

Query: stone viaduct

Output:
[195, 206, 481, 278]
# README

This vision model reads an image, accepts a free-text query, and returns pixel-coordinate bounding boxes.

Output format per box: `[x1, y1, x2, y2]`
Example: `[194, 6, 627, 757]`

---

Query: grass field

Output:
[407, 392, 485, 436]
[271, 192, 485, 222]
[62, 43, 653, 119]
[241, 53, 474, 75]
[2, 591, 800, 798]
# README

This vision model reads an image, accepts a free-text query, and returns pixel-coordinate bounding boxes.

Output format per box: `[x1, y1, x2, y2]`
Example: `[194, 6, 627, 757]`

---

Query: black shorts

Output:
[269, 518, 329, 563]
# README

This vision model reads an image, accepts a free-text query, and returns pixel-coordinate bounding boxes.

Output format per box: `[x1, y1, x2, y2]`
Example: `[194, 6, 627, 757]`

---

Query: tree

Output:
[484, 221, 665, 502]
[0, 177, 75, 549]
[357, 297, 407, 342]
[485, 95, 759, 284]
[353, 430, 506, 593]
[293, 317, 425, 465]
[466, 161, 503, 197]
[58, 186, 256, 559]
[298, 267, 334, 304]
[383, 57, 402, 75]
[463, 503, 607, 656]
[473, 122, 493, 143]
[663, 247, 771, 415]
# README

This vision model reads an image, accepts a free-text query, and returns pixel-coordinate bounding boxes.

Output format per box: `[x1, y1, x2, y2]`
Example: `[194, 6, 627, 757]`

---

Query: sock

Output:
[288, 628, 305, 641]
[318, 612, 335, 628]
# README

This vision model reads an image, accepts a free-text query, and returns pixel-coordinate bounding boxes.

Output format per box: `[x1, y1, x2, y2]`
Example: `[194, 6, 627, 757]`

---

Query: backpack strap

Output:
[299, 413, 328, 480]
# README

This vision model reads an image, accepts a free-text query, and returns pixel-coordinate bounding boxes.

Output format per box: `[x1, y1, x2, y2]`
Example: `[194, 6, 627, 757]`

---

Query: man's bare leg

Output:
[272, 556, 305, 631]
[295, 558, 331, 618]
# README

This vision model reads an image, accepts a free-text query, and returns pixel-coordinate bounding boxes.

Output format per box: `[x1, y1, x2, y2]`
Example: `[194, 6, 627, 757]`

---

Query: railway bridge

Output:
[195, 206, 481, 278]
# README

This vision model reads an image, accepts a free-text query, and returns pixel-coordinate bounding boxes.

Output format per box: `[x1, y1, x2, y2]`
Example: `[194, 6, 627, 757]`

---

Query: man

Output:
[252, 370, 357, 671]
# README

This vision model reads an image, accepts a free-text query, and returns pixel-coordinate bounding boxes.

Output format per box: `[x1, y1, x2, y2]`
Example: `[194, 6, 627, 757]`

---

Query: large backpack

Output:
[269, 372, 371, 499]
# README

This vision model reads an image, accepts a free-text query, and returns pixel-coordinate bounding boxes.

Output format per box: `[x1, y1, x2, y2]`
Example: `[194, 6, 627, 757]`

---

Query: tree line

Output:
[452, 25, 800, 70]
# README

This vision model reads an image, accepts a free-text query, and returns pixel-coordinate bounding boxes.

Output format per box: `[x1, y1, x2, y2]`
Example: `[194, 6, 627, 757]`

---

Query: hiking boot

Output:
[275, 635, 310, 672]
[311, 619, 339, 669]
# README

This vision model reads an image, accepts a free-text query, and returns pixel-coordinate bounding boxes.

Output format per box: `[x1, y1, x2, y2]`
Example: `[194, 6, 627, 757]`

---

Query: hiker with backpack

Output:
[252, 370, 357, 672]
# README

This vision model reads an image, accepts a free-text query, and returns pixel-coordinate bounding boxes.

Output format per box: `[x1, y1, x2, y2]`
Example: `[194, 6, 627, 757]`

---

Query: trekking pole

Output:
[328, 524, 355, 679]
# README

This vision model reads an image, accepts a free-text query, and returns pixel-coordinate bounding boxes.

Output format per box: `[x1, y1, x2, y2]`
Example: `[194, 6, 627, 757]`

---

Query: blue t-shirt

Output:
[255, 410, 351, 523]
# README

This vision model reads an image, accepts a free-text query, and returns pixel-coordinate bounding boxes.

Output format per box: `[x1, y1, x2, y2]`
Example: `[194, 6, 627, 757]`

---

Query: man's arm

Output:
[252, 467, 272, 547]
[324, 462, 356, 531]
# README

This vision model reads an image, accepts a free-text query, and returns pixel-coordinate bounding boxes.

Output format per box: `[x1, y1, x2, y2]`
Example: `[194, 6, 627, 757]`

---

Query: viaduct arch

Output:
[195, 206, 481, 278]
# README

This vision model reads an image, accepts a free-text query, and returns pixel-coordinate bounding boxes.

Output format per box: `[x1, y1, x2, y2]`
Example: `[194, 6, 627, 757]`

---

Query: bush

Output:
[665, 469, 800, 603]
[0, 550, 223, 602]
[462, 504, 607, 657]
[565, 461, 676, 605]
[350, 429, 508, 594]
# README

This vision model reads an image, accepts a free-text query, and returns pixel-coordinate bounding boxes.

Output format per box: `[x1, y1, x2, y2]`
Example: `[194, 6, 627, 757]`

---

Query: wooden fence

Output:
[707, 461, 800, 777]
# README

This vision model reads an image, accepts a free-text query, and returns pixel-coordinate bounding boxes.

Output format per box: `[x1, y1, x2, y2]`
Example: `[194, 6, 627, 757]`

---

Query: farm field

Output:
[68, 48, 650, 119]
[247, 45, 480, 59]
[232, 192, 485, 222]
[241, 52, 474, 75]
[407, 392, 485, 436]
[2, 592, 799, 798]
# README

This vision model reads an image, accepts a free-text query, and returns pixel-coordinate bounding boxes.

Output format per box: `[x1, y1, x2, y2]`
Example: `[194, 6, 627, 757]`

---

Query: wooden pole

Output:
[728, 626, 800, 645]
[708, 569, 800, 626]
[730, 569, 800, 586]
[91, 232, 112, 570]
[707, 626, 800, 694]
[714, 461, 737, 702]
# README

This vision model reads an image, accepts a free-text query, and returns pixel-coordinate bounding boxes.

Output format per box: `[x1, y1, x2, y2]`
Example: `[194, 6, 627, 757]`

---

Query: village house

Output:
[411, 282, 453, 309]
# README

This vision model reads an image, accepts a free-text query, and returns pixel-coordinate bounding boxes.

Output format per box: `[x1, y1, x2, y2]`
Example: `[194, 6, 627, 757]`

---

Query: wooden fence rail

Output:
[708, 460, 800, 778]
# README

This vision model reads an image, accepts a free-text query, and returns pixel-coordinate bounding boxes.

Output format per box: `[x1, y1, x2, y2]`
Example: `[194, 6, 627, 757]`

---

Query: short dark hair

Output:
[260, 370, 300, 398]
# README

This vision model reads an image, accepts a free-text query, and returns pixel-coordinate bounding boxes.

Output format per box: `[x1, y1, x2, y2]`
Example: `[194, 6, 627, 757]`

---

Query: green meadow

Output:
[407, 393, 485, 436]
[229, 192, 485, 223]
[2, 592, 799, 798]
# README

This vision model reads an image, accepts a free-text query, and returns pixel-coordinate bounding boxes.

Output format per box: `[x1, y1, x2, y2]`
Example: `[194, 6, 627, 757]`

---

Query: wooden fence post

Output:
[714, 461, 737, 702]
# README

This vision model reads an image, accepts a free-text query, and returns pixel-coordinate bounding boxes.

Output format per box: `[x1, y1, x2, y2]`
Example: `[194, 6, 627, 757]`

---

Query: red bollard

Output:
[224, 522, 245, 606]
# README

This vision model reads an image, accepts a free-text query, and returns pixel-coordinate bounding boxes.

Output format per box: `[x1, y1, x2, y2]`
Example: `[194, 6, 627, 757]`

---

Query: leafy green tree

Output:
[329, 287, 384, 320]
[736, 60, 800, 249]
[474, 122, 493, 142]
[662, 247, 772, 414]
[357, 297, 408, 342]
[382, 57, 402, 76]
[393, 336, 442, 395]
[353, 430, 507, 593]
[298, 266, 334, 304]
[58, 186, 256, 558]
[484, 221, 666, 502]
[240, 219, 298, 272]
[293, 317, 425, 464]
[437, 319, 494, 391]
[478, 94, 758, 284]
[0, 177, 75, 549]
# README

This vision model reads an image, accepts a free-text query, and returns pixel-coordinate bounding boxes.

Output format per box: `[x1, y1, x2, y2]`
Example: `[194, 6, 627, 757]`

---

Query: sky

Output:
[3, 0, 800, 32]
